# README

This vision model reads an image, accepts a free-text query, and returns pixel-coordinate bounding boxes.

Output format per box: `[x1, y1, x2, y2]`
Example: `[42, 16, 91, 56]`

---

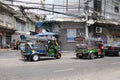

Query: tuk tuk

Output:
[75, 37, 105, 59]
[20, 35, 61, 61]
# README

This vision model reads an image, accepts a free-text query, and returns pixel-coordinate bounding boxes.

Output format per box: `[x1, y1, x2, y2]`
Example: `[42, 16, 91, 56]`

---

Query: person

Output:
[6, 42, 10, 48]
[98, 41, 104, 53]
[11, 40, 15, 49]
[36, 40, 45, 50]
[25, 44, 32, 55]
[16, 39, 20, 50]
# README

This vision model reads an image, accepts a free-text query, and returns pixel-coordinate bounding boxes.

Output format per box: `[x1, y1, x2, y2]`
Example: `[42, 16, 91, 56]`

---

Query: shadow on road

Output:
[71, 57, 104, 60]
[19, 57, 57, 62]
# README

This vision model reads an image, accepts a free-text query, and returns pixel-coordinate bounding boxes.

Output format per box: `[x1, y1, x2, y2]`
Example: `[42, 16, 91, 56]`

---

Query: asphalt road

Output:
[0, 50, 120, 80]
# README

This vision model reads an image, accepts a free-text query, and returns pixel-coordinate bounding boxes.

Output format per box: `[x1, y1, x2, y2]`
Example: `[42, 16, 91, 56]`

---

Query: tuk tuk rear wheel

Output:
[55, 53, 61, 59]
[89, 53, 95, 59]
[76, 53, 79, 58]
[76, 53, 82, 59]
[32, 54, 39, 61]
[100, 54, 105, 58]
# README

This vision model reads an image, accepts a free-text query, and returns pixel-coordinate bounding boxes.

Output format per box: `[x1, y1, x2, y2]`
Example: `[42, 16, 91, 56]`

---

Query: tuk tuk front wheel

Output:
[24, 55, 31, 61]
[32, 54, 39, 61]
[55, 53, 61, 59]
[76, 53, 82, 59]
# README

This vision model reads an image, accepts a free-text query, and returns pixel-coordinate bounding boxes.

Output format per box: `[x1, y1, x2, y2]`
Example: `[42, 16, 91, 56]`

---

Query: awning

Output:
[96, 19, 120, 25]
[36, 22, 43, 27]
[15, 31, 30, 35]
[35, 32, 58, 37]
[47, 17, 86, 22]
[0, 24, 16, 31]
[0, 2, 16, 14]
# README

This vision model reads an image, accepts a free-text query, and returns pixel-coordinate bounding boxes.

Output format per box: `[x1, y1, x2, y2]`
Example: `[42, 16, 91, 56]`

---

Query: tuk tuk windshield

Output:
[76, 39, 99, 49]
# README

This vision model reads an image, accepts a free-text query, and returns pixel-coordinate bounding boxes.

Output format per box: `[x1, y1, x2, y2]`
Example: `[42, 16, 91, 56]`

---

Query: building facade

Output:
[0, 1, 41, 48]
[12, 12, 40, 43]
[0, 1, 16, 48]
[45, 0, 120, 51]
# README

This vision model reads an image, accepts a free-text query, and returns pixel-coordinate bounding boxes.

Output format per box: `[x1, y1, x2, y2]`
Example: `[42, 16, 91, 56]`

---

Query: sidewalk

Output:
[0, 48, 14, 52]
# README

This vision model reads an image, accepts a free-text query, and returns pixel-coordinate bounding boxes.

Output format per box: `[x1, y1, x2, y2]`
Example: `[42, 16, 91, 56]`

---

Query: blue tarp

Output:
[35, 32, 57, 37]
[36, 22, 43, 27]
[20, 35, 26, 40]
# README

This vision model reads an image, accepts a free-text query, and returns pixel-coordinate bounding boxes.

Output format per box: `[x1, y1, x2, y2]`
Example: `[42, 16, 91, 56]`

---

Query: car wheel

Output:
[89, 53, 95, 59]
[118, 52, 120, 56]
[55, 53, 61, 59]
[32, 54, 39, 61]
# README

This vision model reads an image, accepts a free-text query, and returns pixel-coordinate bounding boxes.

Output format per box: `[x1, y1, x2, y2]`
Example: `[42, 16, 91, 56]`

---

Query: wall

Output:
[44, 0, 120, 51]
[56, 22, 85, 51]
[0, 2, 15, 48]
[100, 0, 120, 20]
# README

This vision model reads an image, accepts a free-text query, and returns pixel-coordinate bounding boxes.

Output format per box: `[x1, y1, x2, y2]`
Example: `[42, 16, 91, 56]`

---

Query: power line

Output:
[19, 6, 35, 24]
[1, 1, 120, 22]
[2, 1, 120, 16]
[21, 6, 84, 18]
[9, 0, 67, 7]
[5, 0, 120, 10]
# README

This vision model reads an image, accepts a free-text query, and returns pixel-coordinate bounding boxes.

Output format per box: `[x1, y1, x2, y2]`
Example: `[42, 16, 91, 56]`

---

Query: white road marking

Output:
[54, 68, 74, 73]
[112, 62, 120, 64]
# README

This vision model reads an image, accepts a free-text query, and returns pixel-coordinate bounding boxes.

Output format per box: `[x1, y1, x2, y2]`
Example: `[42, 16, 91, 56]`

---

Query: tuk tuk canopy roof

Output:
[20, 35, 55, 42]
[26, 35, 55, 41]
[35, 32, 58, 37]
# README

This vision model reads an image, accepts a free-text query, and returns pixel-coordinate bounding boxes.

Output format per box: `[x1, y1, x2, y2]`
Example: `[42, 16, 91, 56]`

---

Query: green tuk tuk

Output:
[75, 37, 105, 59]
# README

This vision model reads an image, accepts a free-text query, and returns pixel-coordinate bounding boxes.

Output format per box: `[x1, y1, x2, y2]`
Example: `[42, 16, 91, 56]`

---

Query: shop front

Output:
[89, 21, 120, 44]
[0, 27, 15, 48]
[110, 30, 120, 42]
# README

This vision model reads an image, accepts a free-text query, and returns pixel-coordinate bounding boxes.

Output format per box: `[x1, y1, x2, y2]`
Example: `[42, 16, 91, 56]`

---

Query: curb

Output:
[0, 49, 13, 52]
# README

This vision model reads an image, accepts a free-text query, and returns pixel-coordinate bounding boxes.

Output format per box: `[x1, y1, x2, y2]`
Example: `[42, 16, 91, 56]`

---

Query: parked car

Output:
[104, 42, 120, 56]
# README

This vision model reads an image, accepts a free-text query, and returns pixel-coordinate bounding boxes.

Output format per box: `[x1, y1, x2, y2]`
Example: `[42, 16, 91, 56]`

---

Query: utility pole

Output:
[84, 0, 92, 38]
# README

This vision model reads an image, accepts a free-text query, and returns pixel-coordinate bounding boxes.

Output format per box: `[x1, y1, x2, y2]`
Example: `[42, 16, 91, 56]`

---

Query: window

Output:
[0, 8, 4, 23]
[0, 14, 3, 23]
[16, 19, 25, 31]
[114, 3, 119, 13]
[66, 0, 80, 12]
[0, 7, 4, 15]
[16, 21, 21, 31]
[94, 0, 102, 12]
[5, 13, 13, 27]
[115, 6, 119, 13]
[21, 23, 25, 31]
[67, 29, 76, 42]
